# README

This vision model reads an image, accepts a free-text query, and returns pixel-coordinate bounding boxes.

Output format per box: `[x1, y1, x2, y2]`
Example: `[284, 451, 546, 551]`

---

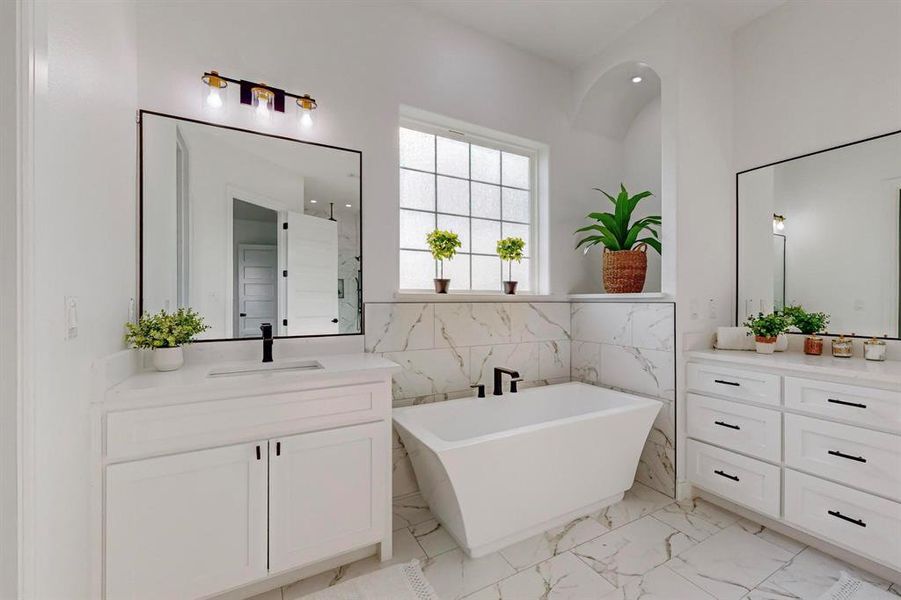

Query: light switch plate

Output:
[65, 296, 78, 340]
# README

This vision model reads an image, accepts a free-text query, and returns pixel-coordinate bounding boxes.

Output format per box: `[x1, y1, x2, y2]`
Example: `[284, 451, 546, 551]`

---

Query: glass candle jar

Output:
[864, 338, 886, 361]
[832, 336, 853, 358]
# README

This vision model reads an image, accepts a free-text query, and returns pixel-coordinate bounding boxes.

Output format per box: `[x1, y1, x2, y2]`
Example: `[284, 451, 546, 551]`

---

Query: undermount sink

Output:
[207, 359, 324, 378]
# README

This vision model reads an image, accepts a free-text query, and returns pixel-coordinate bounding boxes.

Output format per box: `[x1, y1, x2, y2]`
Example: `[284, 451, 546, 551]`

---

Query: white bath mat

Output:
[301, 560, 440, 600]
[817, 572, 897, 600]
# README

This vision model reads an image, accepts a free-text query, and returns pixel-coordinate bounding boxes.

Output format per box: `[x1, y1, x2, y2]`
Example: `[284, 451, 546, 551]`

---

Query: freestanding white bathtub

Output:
[393, 381, 662, 557]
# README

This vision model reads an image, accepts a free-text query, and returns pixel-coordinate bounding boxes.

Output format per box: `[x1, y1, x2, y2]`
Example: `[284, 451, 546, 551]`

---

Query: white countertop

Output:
[103, 353, 401, 406]
[687, 349, 901, 389]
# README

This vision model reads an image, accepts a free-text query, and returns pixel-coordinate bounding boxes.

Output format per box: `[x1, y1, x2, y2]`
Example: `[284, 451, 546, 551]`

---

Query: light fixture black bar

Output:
[203, 71, 316, 104]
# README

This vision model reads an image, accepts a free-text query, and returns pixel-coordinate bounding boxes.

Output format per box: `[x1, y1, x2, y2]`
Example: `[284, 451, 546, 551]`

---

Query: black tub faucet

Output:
[260, 323, 273, 363]
[493, 367, 520, 396]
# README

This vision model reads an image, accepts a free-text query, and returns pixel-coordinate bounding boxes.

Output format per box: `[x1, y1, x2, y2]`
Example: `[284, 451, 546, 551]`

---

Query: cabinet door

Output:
[106, 442, 268, 600]
[269, 421, 387, 573]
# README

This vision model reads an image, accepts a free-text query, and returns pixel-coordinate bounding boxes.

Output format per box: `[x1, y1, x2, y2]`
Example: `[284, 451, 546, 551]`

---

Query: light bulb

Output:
[345, 203, 352, 208]
[631, 76, 643, 84]
[206, 87, 223, 109]
[776, 220, 785, 231]
[300, 109, 313, 129]
[255, 100, 270, 120]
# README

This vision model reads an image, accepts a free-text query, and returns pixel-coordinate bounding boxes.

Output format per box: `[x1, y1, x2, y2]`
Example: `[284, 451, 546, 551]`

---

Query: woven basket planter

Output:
[602, 243, 648, 293]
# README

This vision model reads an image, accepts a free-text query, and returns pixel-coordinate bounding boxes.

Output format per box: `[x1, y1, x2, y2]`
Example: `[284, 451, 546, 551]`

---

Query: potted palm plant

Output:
[426, 229, 462, 293]
[744, 311, 791, 354]
[496, 236, 525, 294]
[124, 308, 210, 371]
[784, 305, 830, 355]
[574, 185, 661, 293]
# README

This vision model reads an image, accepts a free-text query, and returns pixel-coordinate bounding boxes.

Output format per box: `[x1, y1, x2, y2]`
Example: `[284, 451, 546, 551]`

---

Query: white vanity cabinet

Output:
[94, 356, 398, 600]
[686, 351, 901, 574]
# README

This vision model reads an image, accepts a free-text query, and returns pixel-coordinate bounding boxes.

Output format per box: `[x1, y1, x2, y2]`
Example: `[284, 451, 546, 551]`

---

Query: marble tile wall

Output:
[570, 302, 677, 497]
[365, 302, 572, 497]
[366, 300, 676, 500]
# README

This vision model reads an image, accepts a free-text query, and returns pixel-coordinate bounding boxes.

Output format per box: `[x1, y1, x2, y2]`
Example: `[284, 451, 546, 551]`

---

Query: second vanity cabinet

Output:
[686, 352, 901, 574]
[96, 358, 397, 600]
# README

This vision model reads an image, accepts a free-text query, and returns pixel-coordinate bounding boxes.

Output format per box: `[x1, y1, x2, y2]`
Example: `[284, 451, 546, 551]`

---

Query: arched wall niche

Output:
[572, 61, 664, 293]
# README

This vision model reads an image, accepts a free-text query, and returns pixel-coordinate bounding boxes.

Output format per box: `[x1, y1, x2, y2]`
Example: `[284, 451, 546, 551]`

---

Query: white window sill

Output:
[393, 291, 569, 303]
[567, 292, 673, 303]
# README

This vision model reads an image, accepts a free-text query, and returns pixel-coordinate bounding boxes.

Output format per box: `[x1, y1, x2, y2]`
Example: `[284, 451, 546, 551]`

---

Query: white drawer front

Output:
[686, 439, 781, 517]
[784, 414, 901, 501]
[687, 394, 781, 462]
[784, 469, 901, 570]
[687, 363, 781, 406]
[106, 382, 389, 461]
[784, 376, 901, 433]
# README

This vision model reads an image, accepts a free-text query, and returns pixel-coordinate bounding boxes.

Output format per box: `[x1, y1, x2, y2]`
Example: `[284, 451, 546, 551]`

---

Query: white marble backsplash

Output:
[368, 300, 676, 500]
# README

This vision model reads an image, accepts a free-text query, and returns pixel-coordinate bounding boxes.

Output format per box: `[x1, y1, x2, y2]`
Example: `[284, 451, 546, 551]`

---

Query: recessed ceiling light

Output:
[631, 76, 643, 84]
[310, 199, 317, 203]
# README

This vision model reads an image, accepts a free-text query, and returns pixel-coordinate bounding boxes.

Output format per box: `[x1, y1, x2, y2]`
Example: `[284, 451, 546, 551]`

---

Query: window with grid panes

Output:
[398, 125, 535, 292]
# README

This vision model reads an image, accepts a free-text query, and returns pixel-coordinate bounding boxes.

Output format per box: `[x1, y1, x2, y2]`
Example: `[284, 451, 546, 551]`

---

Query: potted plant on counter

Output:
[496, 236, 525, 294]
[574, 184, 661, 293]
[426, 229, 462, 294]
[784, 305, 830, 355]
[125, 308, 210, 371]
[744, 311, 790, 354]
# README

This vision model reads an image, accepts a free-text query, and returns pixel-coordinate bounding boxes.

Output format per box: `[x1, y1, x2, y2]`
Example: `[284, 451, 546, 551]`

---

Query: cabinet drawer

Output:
[784, 414, 901, 501]
[686, 439, 781, 517]
[784, 469, 901, 570]
[106, 382, 389, 461]
[686, 363, 781, 406]
[784, 377, 901, 433]
[687, 394, 781, 462]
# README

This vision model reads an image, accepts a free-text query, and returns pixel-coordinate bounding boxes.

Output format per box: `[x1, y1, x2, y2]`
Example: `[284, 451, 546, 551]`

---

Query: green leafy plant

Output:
[426, 229, 462, 278]
[575, 184, 661, 254]
[124, 308, 210, 349]
[783, 305, 830, 335]
[744, 311, 791, 340]
[496, 236, 525, 281]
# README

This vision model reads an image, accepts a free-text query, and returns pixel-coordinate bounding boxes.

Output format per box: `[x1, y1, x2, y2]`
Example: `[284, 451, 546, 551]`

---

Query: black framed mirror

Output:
[139, 111, 363, 341]
[737, 129, 901, 339]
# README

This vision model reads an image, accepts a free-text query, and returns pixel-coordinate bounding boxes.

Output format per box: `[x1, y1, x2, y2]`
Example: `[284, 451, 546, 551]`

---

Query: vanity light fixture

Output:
[200, 70, 318, 127]
[773, 213, 786, 232]
[345, 203, 352, 208]
[310, 199, 318, 204]
[631, 75, 643, 83]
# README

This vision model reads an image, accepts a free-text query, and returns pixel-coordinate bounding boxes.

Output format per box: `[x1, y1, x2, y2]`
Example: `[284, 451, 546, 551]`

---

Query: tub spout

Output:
[493, 367, 520, 396]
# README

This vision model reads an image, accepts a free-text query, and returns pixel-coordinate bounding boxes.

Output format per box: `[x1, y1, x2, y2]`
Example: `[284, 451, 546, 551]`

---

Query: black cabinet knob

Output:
[331, 318, 339, 323]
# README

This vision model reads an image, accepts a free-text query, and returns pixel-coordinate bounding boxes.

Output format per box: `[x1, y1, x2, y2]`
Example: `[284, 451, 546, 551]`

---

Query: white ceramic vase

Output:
[152, 346, 184, 371]
[754, 336, 777, 354]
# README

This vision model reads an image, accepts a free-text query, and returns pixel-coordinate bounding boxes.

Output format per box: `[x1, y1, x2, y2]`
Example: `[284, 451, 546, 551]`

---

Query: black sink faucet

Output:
[493, 367, 520, 396]
[260, 323, 273, 363]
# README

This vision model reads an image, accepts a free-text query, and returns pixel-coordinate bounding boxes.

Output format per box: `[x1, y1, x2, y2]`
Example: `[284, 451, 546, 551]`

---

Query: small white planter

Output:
[152, 346, 184, 371]
[754, 336, 777, 354]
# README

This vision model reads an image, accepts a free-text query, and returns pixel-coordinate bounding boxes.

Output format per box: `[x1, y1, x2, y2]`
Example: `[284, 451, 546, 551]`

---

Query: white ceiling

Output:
[410, 0, 785, 68]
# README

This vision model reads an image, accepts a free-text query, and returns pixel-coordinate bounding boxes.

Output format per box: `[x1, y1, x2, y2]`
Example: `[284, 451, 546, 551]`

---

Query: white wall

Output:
[135, 0, 621, 300]
[26, 1, 137, 598]
[0, 0, 20, 595]
[734, 1, 901, 171]
[623, 97, 662, 292]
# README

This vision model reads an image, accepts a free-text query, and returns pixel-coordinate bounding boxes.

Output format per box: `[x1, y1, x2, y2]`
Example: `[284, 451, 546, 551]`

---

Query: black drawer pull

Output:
[714, 469, 740, 482]
[828, 450, 867, 463]
[276, 441, 281, 456]
[255, 445, 261, 460]
[714, 379, 740, 387]
[828, 398, 867, 409]
[828, 510, 866, 528]
[715, 420, 741, 430]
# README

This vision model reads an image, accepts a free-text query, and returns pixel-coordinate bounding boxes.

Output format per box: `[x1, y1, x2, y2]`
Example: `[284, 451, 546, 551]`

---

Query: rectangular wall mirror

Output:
[140, 111, 362, 340]
[738, 130, 901, 338]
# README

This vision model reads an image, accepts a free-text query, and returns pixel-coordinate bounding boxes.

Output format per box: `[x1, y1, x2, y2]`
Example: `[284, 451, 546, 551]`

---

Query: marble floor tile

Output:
[420, 548, 516, 600]
[246, 587, 283, 600]
[393, 492, 434, 530]
[410, 519, 458, 558]
[890, 584, 900, 596]
[733, 518, 806, 556]
[593, 483, 675, 530]
[499, 514, 610, 570]
[282, 528, 425, 599]
[597, 564, 716, 600]
[571, 515, 697, 588]
[464, 551, 615, 600]
[635, 439, 675, 498]
[652, 497, 740, 542]
[666, 524, 796, 600]
[392, 445, 419, 498]
[747, 547, 892, 600]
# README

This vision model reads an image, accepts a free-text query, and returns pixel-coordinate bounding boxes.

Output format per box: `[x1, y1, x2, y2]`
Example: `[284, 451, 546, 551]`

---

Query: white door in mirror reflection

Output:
[237, 244, 278, 338]
[287, 212, 339, 335]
